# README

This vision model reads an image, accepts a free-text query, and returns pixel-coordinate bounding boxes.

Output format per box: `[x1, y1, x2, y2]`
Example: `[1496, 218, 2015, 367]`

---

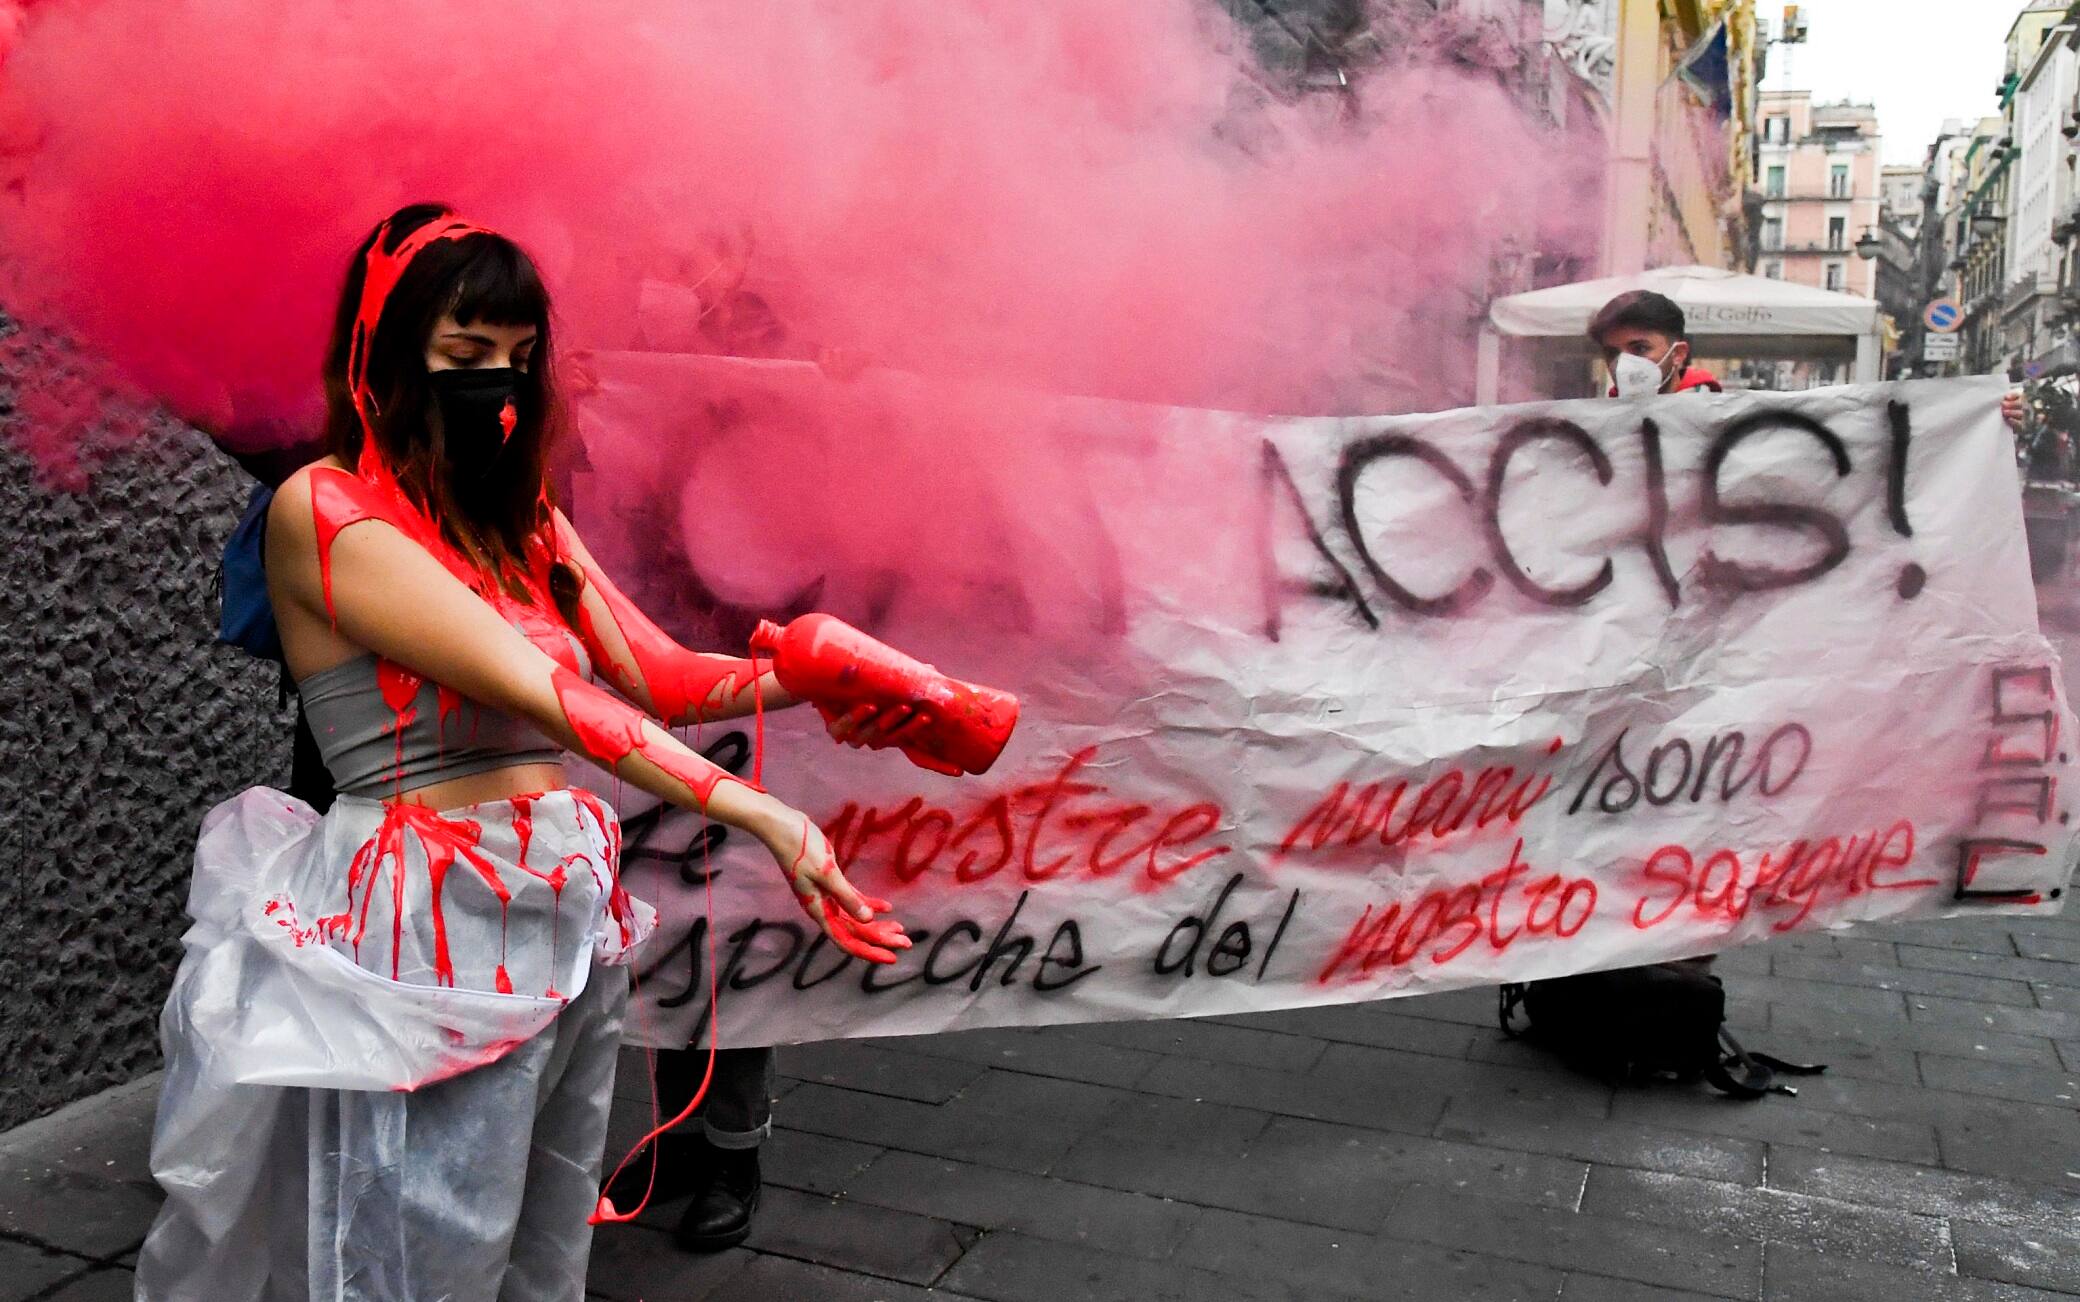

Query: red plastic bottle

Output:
[749, 615, 1019, 776]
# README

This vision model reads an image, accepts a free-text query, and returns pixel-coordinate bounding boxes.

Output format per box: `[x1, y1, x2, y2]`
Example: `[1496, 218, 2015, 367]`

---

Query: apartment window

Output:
[1764, 261, 1783, 279]
[1763, 217, 1783, 251]
[1825, 261, 1846, 291]
[1828, 216, 1847, 250]
[1766, 116, 1790, 143]
[1830, 164, 1850, 198]
[1767, 165, 1787, 197]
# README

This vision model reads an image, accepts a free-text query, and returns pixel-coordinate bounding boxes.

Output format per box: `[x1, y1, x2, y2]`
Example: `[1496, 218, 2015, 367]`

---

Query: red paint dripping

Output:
[557, 518, 757, 725]
[551, 665, 752, 807]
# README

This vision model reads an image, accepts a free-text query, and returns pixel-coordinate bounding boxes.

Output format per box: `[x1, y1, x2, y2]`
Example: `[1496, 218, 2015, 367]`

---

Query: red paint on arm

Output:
[549, 665, 755, 807]
[564, 543, 759, 724]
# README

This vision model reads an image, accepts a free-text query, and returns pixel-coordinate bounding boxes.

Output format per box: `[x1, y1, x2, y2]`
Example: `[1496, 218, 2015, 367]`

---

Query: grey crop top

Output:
[298, 636, 591, 798]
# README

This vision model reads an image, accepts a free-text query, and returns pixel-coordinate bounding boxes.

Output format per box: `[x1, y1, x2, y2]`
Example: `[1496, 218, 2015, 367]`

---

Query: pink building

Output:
[1755, 91, 1883, 300]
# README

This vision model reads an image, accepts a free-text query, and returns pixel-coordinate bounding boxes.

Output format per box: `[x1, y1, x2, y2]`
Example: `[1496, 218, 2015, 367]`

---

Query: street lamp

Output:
[1854, 228, 1882, 260]
[1973, 206, 2005, 237]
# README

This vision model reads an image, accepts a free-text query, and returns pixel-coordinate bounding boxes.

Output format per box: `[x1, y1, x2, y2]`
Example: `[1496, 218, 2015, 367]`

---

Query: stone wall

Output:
[0, 381, 287, 1130]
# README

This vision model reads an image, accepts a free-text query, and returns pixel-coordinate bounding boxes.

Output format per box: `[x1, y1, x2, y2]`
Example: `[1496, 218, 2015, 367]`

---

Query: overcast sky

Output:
[1758, 0, 2052, 165]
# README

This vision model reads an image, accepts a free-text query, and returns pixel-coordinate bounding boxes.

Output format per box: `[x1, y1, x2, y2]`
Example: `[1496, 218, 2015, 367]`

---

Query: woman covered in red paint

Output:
[137, 204, 921, 1302]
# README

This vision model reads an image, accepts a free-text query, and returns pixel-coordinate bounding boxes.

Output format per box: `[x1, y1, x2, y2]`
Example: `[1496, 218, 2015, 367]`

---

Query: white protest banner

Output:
[567, 357, 2078, 1049]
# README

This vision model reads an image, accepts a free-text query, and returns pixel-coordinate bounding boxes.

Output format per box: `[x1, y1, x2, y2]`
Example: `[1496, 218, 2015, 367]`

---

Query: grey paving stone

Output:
[585, 1224, 753, 1302]
[744, 1186, 972, 1286]
[1872, 921, 2025, 955]
[1897, 945, 2080, 990]
[1432, 1105, 1767, 1185]
[1381, 1186, 1764, 1300]
[1579, 1166, 1952, 1270]
[1917, 1052, 2080, 1109]
[1134, 1051, 1451, 1138]
[949, 1068, 1146, 1134]
[1057, 1112, 1587, 1232]
[1725, 1028, 1920, 1086]
[1770, 1065, 2079, 1133]
[2060, 1040, 2080, 1073]
[1382, 986, 1498, 1028]
[1762, 1243, 2069, 1302]
[900, 1025, 1161, 1091]
[1904, 994, 2080, 1040]
[1605, 1087, 1940, 1166]
[1766, 1145, 2080, 1237]
[1952, 1218, 2080, 1293]
[1767, 954, 2039, 1007]
[1558, 1272, 1739, 1301]
[712, 1251, 979, 1301]
[2029, 981, 2078, 1012]
[2012, 933, 2080, 964]
[1314, 1041, 1613, 1124]
[780, 1083, 1083, 1176]
[1763, 1000, 2064, 1070]
[845, 1150, 1199, 1260]
[782, 1040, 991, 1104]
[1209, 1004, 1481, 1060]
[37, 1266, 142, 1301]
[1080, 1091, 1274, 1148]
[939, 1228, 1322, 1302]
[1764, 932, 1901, 968]
[1050, 1121, 1375, 1232]
[765, 1127, 886, 1197]
[1053, 1017, 1327, 1073]
[1175, 1205, 1566, 1302]
[1932, 1105, 2080, 1190]
[1723, 972, 1912, 1019]
[0, 1239, 89, 1301]
[0, 1154, 163, 1260]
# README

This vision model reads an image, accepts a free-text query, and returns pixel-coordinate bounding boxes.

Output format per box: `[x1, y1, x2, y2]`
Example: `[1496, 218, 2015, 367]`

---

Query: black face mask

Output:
[429, 366, 525, 471]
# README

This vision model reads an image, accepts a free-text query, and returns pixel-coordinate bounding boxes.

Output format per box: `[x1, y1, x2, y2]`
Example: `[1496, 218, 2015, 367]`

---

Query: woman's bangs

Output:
[445, 234, 551, 332]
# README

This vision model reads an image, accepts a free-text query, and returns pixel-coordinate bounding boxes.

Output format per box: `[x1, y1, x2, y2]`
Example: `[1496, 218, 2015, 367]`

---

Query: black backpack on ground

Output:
[1498, 962, 1825, 1099]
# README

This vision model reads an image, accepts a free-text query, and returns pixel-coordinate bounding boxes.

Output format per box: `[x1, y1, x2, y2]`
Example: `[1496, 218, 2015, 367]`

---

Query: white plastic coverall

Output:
[136, 786, 654, 1302]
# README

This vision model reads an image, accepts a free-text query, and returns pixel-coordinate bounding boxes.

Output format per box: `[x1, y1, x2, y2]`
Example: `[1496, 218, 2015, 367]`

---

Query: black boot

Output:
[601, 1133, 713, 1213]
[675, 1144, 761, 1252]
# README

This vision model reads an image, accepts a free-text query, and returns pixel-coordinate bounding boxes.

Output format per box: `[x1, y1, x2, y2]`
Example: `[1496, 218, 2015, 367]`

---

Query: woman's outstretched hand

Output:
[760, 807, 911, 963]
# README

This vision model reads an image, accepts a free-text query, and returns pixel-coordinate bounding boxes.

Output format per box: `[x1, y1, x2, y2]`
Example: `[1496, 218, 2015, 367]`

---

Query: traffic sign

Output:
[1923, 334, 1961, 361]
[1924, 299, 1964, 333]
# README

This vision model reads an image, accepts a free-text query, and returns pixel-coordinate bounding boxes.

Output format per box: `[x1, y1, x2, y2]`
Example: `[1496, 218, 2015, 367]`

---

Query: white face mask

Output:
[1612, 345, 1677, 398]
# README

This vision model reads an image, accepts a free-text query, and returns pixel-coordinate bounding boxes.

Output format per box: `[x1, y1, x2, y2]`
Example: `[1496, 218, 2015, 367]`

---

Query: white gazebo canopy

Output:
[1477, 265, 1886, 403]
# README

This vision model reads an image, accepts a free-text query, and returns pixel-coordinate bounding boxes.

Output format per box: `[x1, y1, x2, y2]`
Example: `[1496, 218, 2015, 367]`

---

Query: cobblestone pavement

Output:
[5, 904, 2077, 1301]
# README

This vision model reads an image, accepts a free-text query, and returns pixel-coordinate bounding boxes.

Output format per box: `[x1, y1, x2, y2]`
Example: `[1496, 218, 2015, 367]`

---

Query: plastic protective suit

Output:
[135, 785, 654, 1302]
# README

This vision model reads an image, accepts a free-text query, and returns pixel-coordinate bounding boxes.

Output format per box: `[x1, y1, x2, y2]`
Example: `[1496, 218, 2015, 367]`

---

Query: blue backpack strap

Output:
[217, 482, 283, 662]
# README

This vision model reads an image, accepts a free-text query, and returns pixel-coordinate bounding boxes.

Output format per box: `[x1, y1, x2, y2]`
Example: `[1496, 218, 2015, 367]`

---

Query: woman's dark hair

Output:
[322, 203, 576, 611]
[1587, 290, 1688, 348]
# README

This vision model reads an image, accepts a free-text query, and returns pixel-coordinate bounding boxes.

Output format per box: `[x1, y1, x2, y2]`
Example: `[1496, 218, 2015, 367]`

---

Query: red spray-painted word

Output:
[1315, 838, 1597, 983]
[826, 746, 1230, 890]
[1273, 743, 1561, 866]
[1631, 818, 1933, 934]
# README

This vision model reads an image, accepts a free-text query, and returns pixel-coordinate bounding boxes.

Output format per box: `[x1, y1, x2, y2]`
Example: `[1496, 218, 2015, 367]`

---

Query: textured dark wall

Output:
[0, 392, 287, 1130]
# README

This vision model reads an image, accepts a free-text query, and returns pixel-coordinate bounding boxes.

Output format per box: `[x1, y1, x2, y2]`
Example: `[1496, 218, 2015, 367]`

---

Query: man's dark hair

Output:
[1588, 290, 1688, 346]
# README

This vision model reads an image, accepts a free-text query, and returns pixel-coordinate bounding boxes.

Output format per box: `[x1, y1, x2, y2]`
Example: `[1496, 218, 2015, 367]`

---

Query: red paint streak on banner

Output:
[826, 746, 1229, 890]
[1632, 818, 1930, 934]
[1274, 742, 1561, 866]
[1315, 838, 1598, 983]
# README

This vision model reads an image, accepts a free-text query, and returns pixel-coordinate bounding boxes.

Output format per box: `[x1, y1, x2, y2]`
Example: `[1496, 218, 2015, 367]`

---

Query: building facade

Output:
[1753, 92, 1882, 300]
[2004, 21, 2077, 373]
[1949, 4, 2069, 375]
